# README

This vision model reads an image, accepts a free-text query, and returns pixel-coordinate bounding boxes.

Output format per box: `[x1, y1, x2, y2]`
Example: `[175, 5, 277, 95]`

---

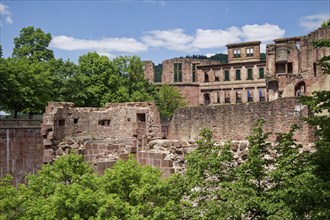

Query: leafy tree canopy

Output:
[12, 26, 54, 62]
[154, 84, 186, 119]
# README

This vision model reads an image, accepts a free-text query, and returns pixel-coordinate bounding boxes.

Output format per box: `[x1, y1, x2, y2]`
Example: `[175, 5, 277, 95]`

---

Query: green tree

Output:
[0, 58, 53, 117]
[0, 175, 22, 220]
[0, 154, 183, 219]
[154, 84, 186, 119]
[77, 52, 115, 107]
[181, 120, 325, 219]
[105, 55, 155, 104]
[97, 156, 182, 219]
[183, 128, 234, 219]
[209, 53, 228, 63]
[46, 58, 85, 106]
[12, 26, 54, 62]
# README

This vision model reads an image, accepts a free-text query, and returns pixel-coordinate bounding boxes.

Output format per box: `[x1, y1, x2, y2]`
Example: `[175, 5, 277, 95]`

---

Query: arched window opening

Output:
[295, 82, 306, 97]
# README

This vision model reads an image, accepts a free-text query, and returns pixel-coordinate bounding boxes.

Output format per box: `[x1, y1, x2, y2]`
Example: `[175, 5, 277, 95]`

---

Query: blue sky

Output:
[1, 0, 329, 64]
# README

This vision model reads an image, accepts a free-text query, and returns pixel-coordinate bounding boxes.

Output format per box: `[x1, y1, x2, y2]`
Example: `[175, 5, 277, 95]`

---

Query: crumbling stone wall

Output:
[41, 102, 163, 173]
[0, 120, 43, 184]
[266, 26, 330, 100]
[168, 97, 314, 144]
[161, 58, 220, 84]
[143, 60, 155, 83]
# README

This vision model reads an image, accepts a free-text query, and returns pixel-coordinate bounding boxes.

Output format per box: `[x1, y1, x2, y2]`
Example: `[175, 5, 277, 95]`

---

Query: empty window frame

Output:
[204, 93, 211, 106]
[192, 64, 196, 82]
[215, 71, 220, 82]
[259, 89, 265, 102]
[174, 63, 182, 82]
[275, 63, 286, 74]
[287, 62, 293, 74]
[236, 91, 242, 103]
[234, 49, 241, 58]
[154, 64, 162, 82]
[137, 113, 146, 122]
[224, 70, 230, 81]
[98, 119, 110, 126]
[247, 68, 253, 80]
[295, 82, 306, 97]
[259, 68, 265, 79]
[313, 62, 317, 77]
[74, 118, 79, 124]
[247, 89, 253, 102]
[235, 69, 241, 80]
[225, 91, 230, 103]
[246, 48, 254, 57]
[204, 72, 209, 82]
[216, 91, 220, 103]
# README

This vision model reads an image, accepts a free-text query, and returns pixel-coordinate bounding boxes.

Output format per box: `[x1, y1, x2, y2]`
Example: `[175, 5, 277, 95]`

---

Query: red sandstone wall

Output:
[168, 97, 314, 144]
[143, 61, 155, 83]
[0, 120, 43, 184]
[174, 85, 200, 107]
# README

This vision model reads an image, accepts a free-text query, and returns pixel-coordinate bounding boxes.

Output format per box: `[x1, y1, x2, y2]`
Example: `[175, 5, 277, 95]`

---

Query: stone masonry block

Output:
[161, 160, 173, 168]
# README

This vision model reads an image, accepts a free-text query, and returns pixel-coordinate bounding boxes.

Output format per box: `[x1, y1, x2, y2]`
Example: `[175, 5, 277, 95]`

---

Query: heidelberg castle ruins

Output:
[0, 26, 329, 184]
[143, 26, 330, 107]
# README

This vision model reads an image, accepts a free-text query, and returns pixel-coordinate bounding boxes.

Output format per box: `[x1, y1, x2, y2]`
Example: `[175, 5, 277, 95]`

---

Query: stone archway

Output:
[295, 81, 306, 97]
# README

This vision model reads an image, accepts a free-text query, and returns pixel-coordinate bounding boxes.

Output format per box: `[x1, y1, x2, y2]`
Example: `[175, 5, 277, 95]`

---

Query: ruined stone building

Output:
[144, 58, 220, 106]
[266, 27, 330, 100]
[144, 42, 267, 106]
[198, 41, 267, 105]
[1, 26, 328, 183]
[144, 26, 330, 106]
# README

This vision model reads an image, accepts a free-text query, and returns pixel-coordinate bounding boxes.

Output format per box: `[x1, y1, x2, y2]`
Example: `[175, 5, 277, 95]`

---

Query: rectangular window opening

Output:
[204, 72, 209, 82]
[247, 90, 253, 102]
[74, 118, 79, 124]
[192, 64, 196, 82]
[259, 90, 265, 102]
[236, 91, 242, 103]
[224, 70, 230, 81]
[99, 119, 110, 126]
[233, 49, 241, 58]
[276, 63, 286, 74]
[225, 91, 230, 103]
[259, 68, 265, 79]
[287, 62, 293, 74]
[137, 113, 146, 122]
[174, 63, 182, 82]
[247, 69, 253, 80]
[154, 64, 162, 82]
[235, 69, 241, 80]
[246, 48, 254, 57]
[313, 62, 317, 77]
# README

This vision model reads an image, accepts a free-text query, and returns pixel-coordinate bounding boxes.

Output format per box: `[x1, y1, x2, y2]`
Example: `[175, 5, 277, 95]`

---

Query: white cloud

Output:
[193, 27, 242, 49]
[300, 14, 329, 31]
[96, 51, 115, 59]
[51, 36, 148, 53]
[205, 53, 215, 58]
[0, 3, 10, 15]
[142, 29, 195, 51]
[0, 3, 13, 25]
[241, 23, 285, 42]
[5, 16, 13, 24]
[51, 23, 285, 55]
